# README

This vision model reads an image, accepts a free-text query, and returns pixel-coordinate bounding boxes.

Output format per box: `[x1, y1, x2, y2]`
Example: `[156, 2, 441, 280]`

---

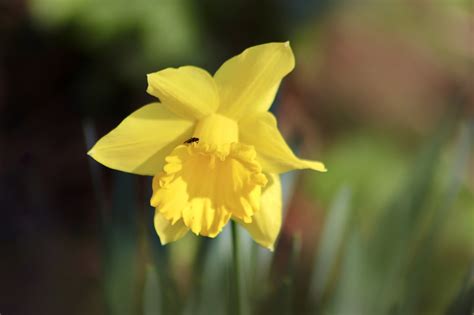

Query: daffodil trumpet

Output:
[88, 42, 326, 250]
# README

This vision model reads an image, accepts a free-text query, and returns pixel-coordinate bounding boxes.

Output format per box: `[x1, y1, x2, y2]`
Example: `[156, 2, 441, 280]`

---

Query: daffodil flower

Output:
[88, 42, 326, 250]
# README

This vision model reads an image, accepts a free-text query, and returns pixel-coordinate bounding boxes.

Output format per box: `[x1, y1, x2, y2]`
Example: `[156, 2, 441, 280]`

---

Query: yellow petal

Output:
[214, 42, 295, 120]
[239, 112, 327, 174]
[150, 143, 267, 238]
[88, 103, 194, 175]
[154, 212, 189, 245]
[147, 66, 219, 120]
[240, 173, 282, 250]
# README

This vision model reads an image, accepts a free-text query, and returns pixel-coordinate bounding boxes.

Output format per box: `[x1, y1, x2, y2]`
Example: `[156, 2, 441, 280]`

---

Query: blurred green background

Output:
[1, 0, 473, 314]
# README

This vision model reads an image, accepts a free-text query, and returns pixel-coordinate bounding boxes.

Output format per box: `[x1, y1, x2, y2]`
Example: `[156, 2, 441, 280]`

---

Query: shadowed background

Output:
[1, 0, 473, 314]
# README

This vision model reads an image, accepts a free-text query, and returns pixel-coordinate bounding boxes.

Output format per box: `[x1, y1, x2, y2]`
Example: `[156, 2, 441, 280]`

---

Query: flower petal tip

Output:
[303, 160, 327, 173]
[87, 147, 96, 158]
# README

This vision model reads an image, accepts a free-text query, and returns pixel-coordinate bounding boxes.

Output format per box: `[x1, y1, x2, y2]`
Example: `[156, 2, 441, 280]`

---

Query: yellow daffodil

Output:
[88, 42, 326, 250]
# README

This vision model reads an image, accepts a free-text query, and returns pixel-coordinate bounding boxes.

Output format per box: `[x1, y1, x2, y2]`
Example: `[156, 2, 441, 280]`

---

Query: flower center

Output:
[151, 142, 267, 237]
[193, 113, 238, 145]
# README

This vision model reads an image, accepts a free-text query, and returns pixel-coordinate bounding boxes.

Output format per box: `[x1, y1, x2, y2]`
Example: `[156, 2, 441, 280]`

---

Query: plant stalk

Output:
[231, 221, 243, 315]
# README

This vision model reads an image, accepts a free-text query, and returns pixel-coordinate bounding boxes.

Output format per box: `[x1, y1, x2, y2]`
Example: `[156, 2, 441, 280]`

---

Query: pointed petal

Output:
[214, 42, 295, 119]
[240, 173, 282, 250]
[154, 212, 189, 245]
[147, 66, 219, 120]
[239, 112, 327, 174]
[88, 103, 194, 175]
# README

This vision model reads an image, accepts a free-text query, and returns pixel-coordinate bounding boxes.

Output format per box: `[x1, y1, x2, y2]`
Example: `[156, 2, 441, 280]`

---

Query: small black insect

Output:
[184, 137, 199, 144]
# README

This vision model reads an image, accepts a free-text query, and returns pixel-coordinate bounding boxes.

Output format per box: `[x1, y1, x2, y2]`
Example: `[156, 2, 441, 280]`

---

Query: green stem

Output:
[285, 233, 302, 315]
[231, 221, 243, 315]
